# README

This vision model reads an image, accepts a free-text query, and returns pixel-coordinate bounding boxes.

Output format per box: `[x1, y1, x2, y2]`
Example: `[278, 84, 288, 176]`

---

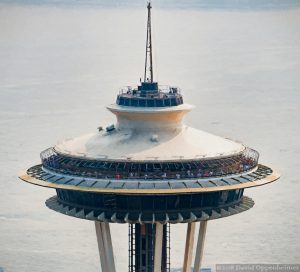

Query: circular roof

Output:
[107, 103, 194, 113]
[55, 126, 245, 162]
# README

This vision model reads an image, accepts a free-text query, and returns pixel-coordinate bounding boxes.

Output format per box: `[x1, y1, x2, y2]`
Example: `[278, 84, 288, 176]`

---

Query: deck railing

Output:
[119, 85, 181, 95]
[40, 147, 259, 180]
[116, 85, 184, 107]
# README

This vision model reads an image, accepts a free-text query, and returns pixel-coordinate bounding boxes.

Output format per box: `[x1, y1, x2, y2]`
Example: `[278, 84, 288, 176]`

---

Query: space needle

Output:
[19, 2, 280, 272]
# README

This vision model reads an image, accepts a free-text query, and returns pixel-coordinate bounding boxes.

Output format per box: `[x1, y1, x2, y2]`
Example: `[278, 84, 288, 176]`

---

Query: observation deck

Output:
[18, 3, 280, 272]
[40, 147, 259, 181]
[116, 83, 183, 108]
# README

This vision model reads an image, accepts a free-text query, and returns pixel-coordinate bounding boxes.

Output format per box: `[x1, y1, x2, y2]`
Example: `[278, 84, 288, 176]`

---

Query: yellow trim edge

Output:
[18, 168, 280, 195]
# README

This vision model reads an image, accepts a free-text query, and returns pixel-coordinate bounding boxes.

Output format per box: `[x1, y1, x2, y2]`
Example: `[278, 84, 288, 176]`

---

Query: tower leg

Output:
[183, 222, 196, 272]
[193, 221, 208, 272]
[95, 221, 116, 272]
[154, 223, 163, 272]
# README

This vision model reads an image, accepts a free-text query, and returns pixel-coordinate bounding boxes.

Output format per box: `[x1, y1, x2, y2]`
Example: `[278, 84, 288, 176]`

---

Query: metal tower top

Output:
[19, 4, 280, 271]
[19, 2, 279, 199]
[115, 2, 186, 108]
[144, 2, 153, 83]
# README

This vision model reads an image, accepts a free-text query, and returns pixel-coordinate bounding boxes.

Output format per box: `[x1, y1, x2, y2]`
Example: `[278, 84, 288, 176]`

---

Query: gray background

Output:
[0, 1, 299, 271]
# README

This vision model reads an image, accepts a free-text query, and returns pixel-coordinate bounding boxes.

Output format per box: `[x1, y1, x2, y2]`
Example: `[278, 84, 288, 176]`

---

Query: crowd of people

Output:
[42, 152, 258, 180]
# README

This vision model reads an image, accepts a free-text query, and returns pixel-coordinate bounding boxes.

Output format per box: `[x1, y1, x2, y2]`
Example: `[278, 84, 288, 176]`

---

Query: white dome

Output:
[55, 103, 245, 161]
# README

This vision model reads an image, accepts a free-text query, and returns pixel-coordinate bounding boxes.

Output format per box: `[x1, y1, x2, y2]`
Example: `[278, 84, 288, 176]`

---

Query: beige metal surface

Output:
[54, 126, 245, 162]
[183, 222, 196, 272]
[54, 101, 245, 161]
[193, 221, 208, 272]
[95, 222, 116, 272]
[154, 223, 164, 272]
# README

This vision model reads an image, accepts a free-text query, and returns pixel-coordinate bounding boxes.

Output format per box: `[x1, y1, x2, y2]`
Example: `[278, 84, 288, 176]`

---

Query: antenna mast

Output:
[144, 2, 153, 83]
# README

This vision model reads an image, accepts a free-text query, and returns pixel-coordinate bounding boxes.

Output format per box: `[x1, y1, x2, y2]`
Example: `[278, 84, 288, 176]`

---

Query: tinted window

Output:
[131, 99, 138, 106]
[140, 164, 147, 172]
[154, 196, 166, 209]
[164, 98, 171, 106]
[141, 196, 154, 209]
[147, 99, 155, 107]
[191, 194, 203, 208]
[171, 98, 177, 106]
[127, 196, 141, 209]
[124, 98, 130, 106]
[139, 99, 146, 107]
[155, 99, 164, 107]
[119, 97, 125, 105]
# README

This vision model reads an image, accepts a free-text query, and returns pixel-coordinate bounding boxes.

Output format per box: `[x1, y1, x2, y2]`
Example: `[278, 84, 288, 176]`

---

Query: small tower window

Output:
[139, 99, 146, 107]
[170, 98, 177, 106]
[164, 98, 171, 106]
[155, 99, 164, 107]
[147, 99, 155, 107]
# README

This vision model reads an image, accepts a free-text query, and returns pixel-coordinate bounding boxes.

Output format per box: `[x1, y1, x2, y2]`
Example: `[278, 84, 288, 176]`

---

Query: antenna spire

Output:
[144, 2, 153, 83]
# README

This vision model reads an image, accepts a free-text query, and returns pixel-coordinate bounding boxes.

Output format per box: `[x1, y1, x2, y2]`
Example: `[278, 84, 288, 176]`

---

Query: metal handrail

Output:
[119, 85, 181, 95]
[40, 147, 259, 180]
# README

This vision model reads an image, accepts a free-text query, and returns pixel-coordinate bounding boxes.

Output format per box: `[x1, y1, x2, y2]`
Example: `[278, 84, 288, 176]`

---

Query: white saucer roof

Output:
[55, 102, 245, 162]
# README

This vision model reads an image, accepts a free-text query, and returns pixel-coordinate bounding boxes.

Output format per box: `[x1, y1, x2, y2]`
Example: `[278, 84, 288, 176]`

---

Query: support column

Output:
[95, 221, 116, 272]
[183, 222, 196, 272]
[154, 223, 164, 272]
[193, 221, 208, 272]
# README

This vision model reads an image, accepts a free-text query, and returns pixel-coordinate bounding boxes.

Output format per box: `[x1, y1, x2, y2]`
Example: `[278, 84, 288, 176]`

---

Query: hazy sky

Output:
[0, 2, 299, 272]
[0, 0, 300, 9]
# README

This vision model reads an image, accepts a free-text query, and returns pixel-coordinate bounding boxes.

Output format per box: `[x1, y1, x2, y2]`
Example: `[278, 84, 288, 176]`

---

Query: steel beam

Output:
[154, 223, 164, 272]
[183, 222, 196, 272]
[95, 221, 116, 272]
[193, 221, 208, 272]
